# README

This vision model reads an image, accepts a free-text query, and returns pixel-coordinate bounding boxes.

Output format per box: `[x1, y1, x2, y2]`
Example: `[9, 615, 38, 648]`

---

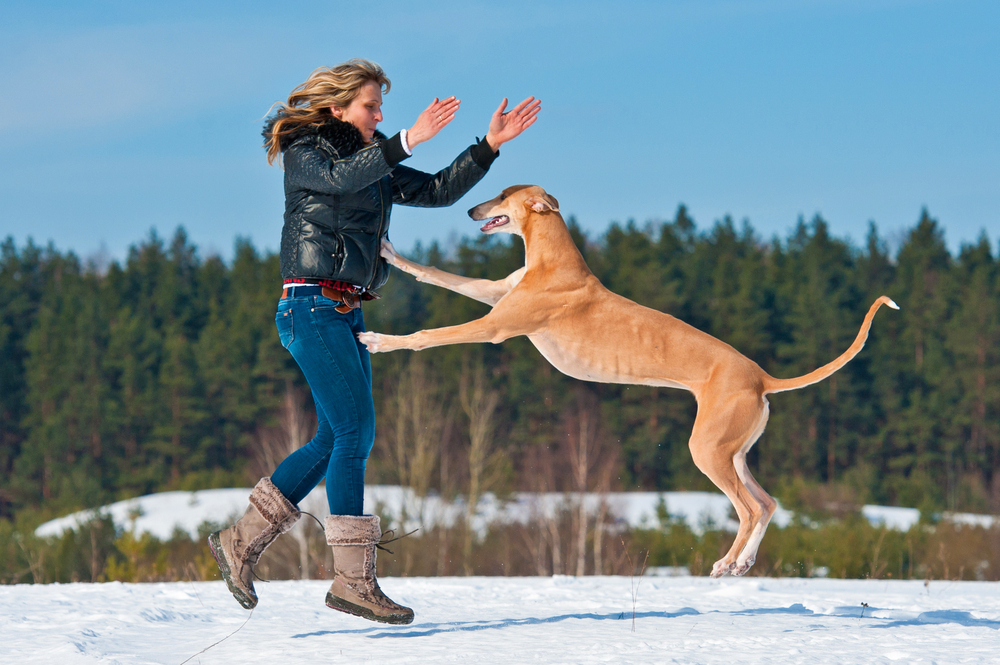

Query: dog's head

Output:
[467, 185, 560, 236]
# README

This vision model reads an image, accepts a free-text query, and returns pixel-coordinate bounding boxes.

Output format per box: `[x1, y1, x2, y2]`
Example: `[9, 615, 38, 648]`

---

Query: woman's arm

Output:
[391, 138, 497, 208]
[283, 134, 409, 195]
[392, 95, 541, 207]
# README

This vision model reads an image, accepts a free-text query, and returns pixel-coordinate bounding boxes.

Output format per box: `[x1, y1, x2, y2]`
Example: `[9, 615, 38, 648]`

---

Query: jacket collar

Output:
[266, 115, 388, 156]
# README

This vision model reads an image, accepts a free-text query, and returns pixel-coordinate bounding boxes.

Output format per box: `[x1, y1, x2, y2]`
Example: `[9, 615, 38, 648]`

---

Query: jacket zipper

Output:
[368, 178, 387, 290]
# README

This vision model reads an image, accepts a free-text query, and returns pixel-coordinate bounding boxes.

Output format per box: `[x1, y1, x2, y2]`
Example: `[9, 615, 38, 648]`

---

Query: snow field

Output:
[4, 576, 999, 664]
[41, 485, 990, 543]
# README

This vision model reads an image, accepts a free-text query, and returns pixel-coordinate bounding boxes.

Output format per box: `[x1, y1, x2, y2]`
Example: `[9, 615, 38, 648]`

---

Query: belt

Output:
[280, 285, 362, 314]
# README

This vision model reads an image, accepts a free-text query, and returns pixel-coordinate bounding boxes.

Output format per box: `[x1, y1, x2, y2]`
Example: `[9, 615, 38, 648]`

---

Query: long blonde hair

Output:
[263, 59, 391, 165]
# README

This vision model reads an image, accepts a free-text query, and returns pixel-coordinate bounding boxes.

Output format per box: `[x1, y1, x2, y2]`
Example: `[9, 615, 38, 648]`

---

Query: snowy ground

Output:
[5, 576, 999, 664]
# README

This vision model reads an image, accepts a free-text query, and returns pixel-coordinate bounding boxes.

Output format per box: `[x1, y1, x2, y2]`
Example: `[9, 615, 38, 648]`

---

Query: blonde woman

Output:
[209, 59, 539, 624]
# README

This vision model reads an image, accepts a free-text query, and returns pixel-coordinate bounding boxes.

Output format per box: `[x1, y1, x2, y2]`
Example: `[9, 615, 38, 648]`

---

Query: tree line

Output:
[1, 206, 998, 525]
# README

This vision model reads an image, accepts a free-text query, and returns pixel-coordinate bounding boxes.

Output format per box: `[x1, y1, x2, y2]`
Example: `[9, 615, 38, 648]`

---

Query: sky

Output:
[1, 0, 997, 265]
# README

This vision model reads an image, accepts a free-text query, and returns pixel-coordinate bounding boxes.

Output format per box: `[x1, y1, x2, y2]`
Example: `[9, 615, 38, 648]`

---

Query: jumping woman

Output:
[209, 59, 540, 624]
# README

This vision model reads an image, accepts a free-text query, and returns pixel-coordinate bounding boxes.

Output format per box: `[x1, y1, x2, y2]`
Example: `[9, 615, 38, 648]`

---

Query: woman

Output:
[209, 59, 539, 624]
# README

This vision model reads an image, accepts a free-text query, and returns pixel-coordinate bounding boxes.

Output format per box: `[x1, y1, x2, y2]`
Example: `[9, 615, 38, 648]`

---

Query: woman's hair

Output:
[263, 59, 391, 165]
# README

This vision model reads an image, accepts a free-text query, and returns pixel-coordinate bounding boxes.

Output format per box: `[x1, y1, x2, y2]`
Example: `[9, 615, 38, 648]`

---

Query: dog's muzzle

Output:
[480, 215, 509, 232]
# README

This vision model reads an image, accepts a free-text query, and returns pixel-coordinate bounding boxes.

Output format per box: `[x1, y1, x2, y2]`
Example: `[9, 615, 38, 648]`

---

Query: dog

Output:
[358, 185, 898, 577]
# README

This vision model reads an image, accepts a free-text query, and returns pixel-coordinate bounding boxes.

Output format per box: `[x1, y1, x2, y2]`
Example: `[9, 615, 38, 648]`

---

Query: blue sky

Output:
[1, 0, 997, 264]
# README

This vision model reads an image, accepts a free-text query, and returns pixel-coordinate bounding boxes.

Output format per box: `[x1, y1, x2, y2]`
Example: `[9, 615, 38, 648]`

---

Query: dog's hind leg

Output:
[730, 400, 776, 576]
[687, 391, 773, 577]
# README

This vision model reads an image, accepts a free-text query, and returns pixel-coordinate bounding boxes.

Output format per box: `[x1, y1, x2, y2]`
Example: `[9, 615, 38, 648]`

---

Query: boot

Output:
[208, 477, 300, 609]
[324, 514, 414, 625]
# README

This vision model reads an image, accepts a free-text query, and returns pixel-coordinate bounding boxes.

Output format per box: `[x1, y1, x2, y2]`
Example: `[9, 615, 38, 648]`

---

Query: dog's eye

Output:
[499, 193, 507, 201]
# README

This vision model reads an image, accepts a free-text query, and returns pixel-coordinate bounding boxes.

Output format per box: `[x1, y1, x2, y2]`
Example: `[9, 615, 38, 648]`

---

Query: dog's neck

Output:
[521, 213, 592, 276]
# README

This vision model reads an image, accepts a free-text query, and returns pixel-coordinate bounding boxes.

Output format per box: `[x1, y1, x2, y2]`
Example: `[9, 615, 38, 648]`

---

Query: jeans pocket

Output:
[276, 308, 294, 348]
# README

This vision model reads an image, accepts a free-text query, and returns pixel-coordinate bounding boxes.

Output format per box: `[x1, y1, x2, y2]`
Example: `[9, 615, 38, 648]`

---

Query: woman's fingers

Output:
[409, 96, 461, 147]
[509, 96, 536, 115]
[428, 96, 460, 115]
[510, 98, 541, 126]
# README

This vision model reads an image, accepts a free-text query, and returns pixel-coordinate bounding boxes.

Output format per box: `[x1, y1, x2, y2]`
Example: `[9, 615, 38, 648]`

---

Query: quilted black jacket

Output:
[268, 116, 498, 290]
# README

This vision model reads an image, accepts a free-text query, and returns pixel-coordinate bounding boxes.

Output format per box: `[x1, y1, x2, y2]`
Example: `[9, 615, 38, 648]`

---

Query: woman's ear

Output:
[330, 105, 343, 119]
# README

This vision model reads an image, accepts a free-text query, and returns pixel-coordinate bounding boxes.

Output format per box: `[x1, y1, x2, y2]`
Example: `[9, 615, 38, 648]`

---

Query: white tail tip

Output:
[885, 297, 900, 310]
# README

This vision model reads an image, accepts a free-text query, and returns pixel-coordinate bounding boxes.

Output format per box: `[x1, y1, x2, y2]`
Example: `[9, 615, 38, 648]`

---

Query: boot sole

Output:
[208, 532, 257, 610]
[325, 592, 414, 625]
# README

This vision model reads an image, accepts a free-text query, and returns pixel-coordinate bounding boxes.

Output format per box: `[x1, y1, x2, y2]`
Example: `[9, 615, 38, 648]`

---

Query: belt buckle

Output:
[334, 292, 357, 314]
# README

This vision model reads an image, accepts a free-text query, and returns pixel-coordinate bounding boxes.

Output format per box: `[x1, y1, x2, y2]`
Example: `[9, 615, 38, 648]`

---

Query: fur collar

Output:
[263, 115, 387, 156]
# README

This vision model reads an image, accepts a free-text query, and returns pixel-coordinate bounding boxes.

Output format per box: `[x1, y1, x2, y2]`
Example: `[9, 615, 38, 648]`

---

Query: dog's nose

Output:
[467, 207, 476, 219]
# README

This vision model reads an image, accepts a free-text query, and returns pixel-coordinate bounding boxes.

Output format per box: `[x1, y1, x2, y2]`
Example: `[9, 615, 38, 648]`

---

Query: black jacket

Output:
[269, 116, 498, 290]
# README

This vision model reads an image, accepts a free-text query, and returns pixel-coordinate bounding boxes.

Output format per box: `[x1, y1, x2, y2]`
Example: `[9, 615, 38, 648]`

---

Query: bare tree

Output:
[561, 386, 620, 576]
[459, 355, 501, 576]
[250, 380, 315, 579]
[520, 441, 563, 575]
[384, 355, 449, 505]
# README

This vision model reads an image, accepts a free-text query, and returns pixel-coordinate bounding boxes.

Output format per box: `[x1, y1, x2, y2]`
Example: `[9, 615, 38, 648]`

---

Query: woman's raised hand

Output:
[485, 97, 541, 151]
[407, 96, 461, 149]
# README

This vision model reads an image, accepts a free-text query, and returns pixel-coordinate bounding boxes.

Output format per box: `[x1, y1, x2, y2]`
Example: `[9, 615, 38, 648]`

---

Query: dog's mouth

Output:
[480, 215, 509, 232]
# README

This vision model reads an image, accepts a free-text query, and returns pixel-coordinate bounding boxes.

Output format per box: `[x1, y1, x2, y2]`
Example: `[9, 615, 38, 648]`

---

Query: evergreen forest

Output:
[1, 205, 998, 536]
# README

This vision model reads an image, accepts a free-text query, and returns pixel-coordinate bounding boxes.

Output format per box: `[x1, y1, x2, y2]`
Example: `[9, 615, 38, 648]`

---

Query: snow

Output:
[4, 576, 999, 664]
[34, 486, 754, 540]
[862, 506, 922, 531]
[21, 489, 1000, 662]
[34, 489, 253, 541]
[36, 486, 996, 544]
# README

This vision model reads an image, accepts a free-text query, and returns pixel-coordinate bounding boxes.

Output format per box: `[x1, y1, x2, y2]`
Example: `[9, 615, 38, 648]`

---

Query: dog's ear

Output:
[524, 192, 560, 213]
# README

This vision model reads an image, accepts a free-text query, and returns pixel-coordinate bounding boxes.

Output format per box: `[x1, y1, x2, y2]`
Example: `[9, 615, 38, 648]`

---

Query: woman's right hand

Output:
[407, 96, 460, 149]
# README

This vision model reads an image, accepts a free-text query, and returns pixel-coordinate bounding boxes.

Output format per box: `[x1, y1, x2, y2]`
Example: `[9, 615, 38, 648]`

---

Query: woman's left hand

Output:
[485, 97, 541, 152]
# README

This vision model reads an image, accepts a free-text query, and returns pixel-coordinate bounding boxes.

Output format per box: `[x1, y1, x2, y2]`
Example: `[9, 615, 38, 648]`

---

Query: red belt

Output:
[281, 286, 362, 314]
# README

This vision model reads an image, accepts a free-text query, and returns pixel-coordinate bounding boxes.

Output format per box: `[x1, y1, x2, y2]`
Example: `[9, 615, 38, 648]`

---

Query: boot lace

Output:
[375, 527, 419, 555]
[250, 510, 326, 584]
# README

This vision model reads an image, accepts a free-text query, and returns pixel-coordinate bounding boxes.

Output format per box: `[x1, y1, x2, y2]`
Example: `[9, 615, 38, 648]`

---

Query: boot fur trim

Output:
[248, 477, 300, 533]
[325, 514, 381, 545]
[235, 478, 301, 562]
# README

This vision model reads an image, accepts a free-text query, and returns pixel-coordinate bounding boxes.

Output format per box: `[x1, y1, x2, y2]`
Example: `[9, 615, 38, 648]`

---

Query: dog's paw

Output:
[358, 331, 389, 353]
[732, 555, 756, 577]
[380, 240, 399, 264]
[710, 559, 735, 578]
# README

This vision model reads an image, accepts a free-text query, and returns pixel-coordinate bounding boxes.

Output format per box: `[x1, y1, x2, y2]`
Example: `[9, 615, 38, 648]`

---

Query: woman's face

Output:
[331, 81, 383, 143]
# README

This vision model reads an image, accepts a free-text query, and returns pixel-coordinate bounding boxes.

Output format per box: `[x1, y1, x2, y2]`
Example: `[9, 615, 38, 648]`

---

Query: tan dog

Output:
[358, 185, 898, 577]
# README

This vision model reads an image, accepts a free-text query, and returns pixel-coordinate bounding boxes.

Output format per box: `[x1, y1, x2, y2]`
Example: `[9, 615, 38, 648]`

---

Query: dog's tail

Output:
[762, 296, 899, 395]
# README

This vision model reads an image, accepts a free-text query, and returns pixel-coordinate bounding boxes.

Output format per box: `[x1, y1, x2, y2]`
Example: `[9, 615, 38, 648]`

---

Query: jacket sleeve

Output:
[391, 137, 499, 208]
[284, 133, 411, 195]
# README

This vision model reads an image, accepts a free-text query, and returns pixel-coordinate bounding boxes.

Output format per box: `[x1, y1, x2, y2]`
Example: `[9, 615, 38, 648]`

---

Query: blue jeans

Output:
[270, 293, 375, 516]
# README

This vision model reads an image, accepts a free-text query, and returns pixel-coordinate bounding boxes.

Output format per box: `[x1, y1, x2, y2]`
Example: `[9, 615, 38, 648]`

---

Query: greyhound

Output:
[358, 184, 898, 577]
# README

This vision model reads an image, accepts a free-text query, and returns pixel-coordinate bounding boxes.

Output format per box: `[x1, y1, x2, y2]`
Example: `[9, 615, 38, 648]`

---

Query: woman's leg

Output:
[270, 297, 375, 516]
[320, 307, 375, 516]
[270, 393, 335, 505]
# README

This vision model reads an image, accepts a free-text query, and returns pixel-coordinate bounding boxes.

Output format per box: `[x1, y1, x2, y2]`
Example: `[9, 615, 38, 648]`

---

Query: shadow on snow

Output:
[290, 604, 1000, 639]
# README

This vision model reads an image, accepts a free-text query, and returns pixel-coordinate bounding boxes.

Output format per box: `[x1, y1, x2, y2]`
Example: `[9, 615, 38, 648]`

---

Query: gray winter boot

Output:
[324, 514, 414, 625]
[208, 477, 300, 610]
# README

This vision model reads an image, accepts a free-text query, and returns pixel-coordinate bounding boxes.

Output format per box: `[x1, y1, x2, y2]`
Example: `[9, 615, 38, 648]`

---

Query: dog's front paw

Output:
[380, 240, 399, 264]
[358, 331, 390, 353]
